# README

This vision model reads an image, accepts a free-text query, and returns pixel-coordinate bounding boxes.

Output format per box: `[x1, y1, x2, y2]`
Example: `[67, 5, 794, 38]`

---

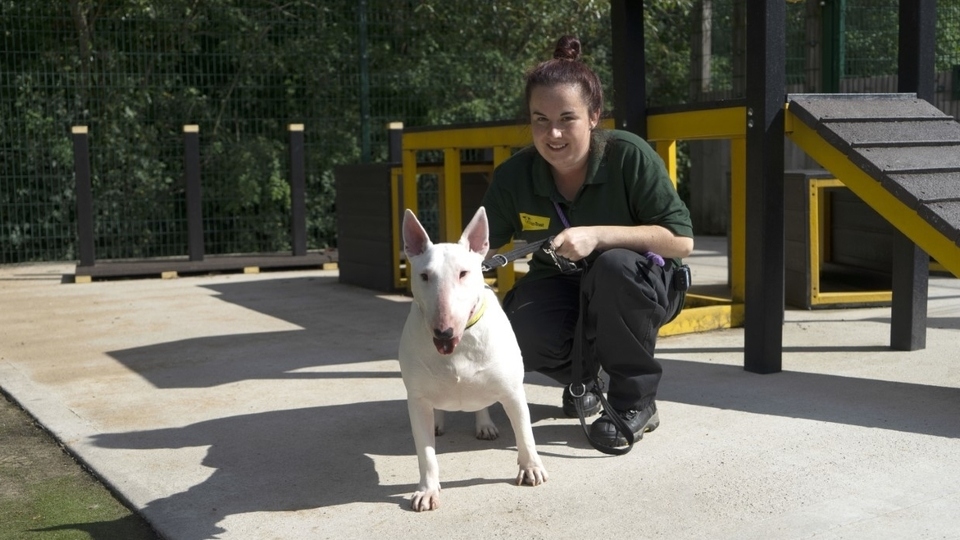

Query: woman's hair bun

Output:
[552, 35, 581, 61]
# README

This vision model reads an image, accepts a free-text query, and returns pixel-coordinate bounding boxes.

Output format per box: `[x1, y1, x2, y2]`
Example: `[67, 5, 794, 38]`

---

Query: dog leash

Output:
[569, 299, 636, 456]
[480, 239, 550, 273]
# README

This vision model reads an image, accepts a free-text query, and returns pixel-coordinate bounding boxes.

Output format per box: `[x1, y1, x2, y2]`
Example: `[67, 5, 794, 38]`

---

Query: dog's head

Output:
[403, 207, 490, 355]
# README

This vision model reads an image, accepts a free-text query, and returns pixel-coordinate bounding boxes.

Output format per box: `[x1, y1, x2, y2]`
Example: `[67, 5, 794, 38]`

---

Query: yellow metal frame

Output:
[647, 106, 747, 334]
[394, 120, 615, 294]
[785, 108, 960, 278]
[393, 109, 749, 335]
[806, 178, 893, 306]
[386, 102, 960, 336]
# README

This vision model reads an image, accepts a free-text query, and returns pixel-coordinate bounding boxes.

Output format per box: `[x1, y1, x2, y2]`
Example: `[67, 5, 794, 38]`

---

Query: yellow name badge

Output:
[519, 213, 550, 231]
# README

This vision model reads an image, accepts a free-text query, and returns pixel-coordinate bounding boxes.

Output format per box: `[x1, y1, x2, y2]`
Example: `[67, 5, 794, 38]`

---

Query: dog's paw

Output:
[475, 423, 499, 440]
[516, 464, 549, 487]
[411, 488, 441, 512]
[474, 409, 499, 440]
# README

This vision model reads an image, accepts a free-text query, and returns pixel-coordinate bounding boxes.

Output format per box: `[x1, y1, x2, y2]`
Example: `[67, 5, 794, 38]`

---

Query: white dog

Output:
[398, 206, 548, 512]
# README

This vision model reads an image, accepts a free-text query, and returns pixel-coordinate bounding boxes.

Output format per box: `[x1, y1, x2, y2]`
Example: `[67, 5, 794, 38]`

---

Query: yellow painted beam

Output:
[729, 138, 747, 303]
[656, 140, 678, 188]
[402, 149, 418, 216]
[786, 110, 960, 278]
[493, 146, 512, 168]
[812, 291, 893, 305]
[402, 118, 614, 151]
[647, 106, 747, 142]
[659, 303, 745, 337]
[390, 167, 404, 289]
[442, 148, 462, 242]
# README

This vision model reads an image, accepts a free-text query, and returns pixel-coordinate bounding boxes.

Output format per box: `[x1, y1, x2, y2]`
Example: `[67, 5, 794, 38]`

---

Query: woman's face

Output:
[529, 83, 599, 178]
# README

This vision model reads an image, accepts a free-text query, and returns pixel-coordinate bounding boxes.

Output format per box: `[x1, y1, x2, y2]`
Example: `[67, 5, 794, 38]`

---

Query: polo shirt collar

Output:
[531, 136, 608, 201]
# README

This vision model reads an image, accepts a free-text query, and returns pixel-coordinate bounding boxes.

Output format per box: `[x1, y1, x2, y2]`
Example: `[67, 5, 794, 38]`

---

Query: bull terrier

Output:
[398, 207, 548, 512]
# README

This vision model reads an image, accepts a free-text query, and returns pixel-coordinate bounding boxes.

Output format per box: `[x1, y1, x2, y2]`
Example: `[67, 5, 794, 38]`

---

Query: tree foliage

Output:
[2, 0, 957, 263]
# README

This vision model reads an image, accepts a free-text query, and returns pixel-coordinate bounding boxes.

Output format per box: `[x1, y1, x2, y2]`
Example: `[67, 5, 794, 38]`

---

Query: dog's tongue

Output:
[433, 337, 460, 355]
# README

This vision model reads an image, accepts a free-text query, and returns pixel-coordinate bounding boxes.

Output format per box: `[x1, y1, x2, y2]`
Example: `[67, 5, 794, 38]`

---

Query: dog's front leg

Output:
[500, 393, 548, 486]
[407, 397, 442, 511]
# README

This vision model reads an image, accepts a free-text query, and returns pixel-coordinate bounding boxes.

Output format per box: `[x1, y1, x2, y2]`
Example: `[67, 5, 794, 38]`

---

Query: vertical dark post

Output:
[744, 0, 786, 374]
[289, 123, 307, 257]
[72, 126, 95, 267]
[891, 0, 935, 351]
[387, 122, 403, 164]
[358, 0, 371, 163]
[184, 125, 204, 262]
[821, 0, 845, 93]
[610, 0, 647, 138]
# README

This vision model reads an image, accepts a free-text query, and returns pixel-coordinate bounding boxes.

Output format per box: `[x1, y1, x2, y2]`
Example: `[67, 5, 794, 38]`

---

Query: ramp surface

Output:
[787, 93, 960, 277]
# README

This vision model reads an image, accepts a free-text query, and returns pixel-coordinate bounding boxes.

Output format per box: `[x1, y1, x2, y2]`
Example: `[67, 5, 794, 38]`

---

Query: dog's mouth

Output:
[433, 336, 461, 355]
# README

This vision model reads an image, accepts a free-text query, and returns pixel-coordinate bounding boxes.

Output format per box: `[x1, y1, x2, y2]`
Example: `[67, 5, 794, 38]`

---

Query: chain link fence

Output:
[2, 1, 957, 264]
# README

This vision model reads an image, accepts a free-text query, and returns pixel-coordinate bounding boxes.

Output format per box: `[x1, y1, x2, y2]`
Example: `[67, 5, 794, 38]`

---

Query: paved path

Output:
[2, 238, 959, 539]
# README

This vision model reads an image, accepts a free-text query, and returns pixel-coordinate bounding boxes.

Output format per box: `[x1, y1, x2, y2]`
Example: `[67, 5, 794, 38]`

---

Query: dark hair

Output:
[524, 35, 604, 118]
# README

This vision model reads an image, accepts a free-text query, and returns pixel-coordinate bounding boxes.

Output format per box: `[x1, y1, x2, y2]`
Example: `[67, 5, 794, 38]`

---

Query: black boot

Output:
[589, 402, 660, 448]
[561, 381, 601, 418]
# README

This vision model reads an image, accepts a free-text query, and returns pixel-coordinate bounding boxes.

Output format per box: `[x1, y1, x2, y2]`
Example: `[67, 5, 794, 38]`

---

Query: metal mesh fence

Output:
[2, 1, 958, 264]
[686, 0, 960, 116]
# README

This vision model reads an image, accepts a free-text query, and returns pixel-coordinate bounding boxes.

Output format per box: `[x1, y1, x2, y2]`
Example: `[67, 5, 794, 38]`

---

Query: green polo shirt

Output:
[481, 129, 693, 283]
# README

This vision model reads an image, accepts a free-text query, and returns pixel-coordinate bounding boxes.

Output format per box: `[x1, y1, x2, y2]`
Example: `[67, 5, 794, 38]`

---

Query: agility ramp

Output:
[786, 94, 960, 278]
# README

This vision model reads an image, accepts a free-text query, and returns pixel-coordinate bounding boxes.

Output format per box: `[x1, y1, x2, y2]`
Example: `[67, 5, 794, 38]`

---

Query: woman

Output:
[480, 35, 694, 450]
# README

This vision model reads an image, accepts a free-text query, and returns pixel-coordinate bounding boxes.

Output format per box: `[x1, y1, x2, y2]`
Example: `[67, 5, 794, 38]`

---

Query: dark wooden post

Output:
[72, 125, 95, 267]
[289, 123, 307, 257]
[610, 0, 647, 138]
[184, 125, 204, 262]
[744, 0, 786, 374]
[387, 122, 403, 164]
[890, 0, 936, 351]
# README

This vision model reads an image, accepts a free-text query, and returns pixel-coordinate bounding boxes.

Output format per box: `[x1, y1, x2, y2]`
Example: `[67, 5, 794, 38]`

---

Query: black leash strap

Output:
[480, 239, 549, 273]
[572, 378, 634, 456]
[569, 285, 635, 456]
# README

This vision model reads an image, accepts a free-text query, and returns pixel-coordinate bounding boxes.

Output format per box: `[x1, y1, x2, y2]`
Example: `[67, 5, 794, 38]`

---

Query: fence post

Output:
[743, 0, 786, 374]
[72, 126, 95, 267]
[387, 121, 403, 164]
[889, 0, 935, 351]
[289, 123, 307, 256]
[183, 125, 204, 262]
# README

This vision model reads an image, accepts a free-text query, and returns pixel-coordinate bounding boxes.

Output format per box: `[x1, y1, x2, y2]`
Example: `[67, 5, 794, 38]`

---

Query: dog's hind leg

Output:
[474, 407, 499, 440]
[434, 409, 445, 436]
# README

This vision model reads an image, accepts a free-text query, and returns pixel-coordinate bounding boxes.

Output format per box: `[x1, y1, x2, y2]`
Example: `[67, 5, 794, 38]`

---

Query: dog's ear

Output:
[402, 209, 432, 257]
[460, 206, 490, 256]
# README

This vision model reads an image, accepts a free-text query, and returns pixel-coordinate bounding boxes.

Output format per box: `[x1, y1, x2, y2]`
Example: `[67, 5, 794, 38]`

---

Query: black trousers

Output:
[502, 249, 684, 411]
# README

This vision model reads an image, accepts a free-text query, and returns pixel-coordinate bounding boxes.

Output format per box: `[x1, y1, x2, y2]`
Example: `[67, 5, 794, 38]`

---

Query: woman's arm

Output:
[548, 224, 694, 261]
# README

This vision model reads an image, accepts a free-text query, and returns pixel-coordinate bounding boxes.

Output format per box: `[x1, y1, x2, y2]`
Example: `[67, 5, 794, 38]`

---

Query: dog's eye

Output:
[459, 270, 468, 279]
[419, 272, 429, 282]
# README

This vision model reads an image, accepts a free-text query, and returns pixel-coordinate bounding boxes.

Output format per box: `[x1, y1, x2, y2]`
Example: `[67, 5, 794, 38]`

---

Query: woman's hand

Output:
[549, 228, 600, 261]
[550, 225, 693, 261]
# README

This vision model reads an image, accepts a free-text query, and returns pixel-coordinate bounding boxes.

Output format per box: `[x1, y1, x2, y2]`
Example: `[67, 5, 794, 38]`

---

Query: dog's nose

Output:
[433, 327, 454, 340]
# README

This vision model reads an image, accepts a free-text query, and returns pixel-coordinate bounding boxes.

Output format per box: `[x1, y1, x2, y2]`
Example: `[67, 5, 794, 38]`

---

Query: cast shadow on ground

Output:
[29, 515, 158, 540]
[94, 274, 959, 538]
[90, 399, 569, 540]
[107, 276, 412, 388]
[655, 356, 960, 439]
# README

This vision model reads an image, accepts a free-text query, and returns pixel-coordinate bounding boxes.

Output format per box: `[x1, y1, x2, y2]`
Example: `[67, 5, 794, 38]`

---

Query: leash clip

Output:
[480, 254, 509, 273]
[568, 382, 587, 399]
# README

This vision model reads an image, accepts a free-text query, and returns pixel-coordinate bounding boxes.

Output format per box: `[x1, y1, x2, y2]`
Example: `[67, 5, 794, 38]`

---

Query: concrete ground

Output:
[1, 237, 958, 540]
